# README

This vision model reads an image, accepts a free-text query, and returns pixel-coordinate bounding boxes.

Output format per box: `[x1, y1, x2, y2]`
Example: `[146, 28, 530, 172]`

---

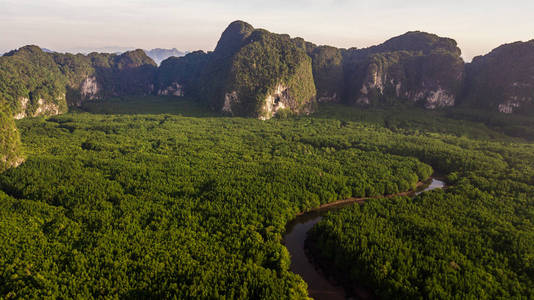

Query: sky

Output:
[1, 0, 533, 61]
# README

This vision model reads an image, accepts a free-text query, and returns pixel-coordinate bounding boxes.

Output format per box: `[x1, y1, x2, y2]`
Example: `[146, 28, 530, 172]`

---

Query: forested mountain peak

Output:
[214, 20, 255, 55]
[472, 39, 534, 61]
[0, 45, 157, 118]
[2, 45, 60, 71]
[114, 49, 157, 69]
[3, 45, 45, 57]
[210, 21, 316, 118]
[464, 39, 534, 113]
[340, 31, 464, 109]
[375, 31, 462, 56]
[158, 21, 316, 119]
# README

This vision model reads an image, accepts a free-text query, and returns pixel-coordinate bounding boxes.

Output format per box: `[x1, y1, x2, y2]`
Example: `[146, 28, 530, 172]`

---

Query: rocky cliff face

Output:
[3, 23, 534, 118]
[307, 45, 344, 103]
[80, 76, 101, 100]
[13, 97, 63, 119]
[205, 21, 316, 119]
[70, 49, 156, 104]
[0, 46, 157, 114]
[343, 32, 465, 108]
[0, 104, 23, 172]
[464, 40, 534, 114]
[155, 51, 209, 98]
[0, 45, 69, 118]
[158, 21, 316, 119]
[106, 49, 157, 97]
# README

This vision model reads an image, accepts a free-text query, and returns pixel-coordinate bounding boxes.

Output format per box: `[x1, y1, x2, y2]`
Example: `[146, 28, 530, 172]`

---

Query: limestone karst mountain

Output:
[0, 46, 157, 118]
[2, 20, 534, 123]
[155, 51, 209, 98]
[463, 40, 534, 114]
[341, 31, 465, 109]
[155, 24, 468, 115]
[157, 21, 317, 119]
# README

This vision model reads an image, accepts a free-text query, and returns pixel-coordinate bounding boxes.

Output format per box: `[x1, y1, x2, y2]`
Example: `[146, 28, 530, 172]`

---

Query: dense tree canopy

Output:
[309, 180, 534, 299]
[0, 98, 533, 298]
[306, 106, 534, 299]
[0, 99, 435, 298]
[0, 103, 23, 172]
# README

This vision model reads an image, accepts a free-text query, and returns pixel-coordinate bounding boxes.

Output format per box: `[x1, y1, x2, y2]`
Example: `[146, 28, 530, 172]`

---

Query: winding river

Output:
[283, 178, 446, 300]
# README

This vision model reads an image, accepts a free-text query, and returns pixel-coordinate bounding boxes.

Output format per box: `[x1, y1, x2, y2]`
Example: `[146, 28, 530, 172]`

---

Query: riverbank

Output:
[305, 232, 375, 300]
[284, 178, 446, 300]
[295, 177, 436, 217]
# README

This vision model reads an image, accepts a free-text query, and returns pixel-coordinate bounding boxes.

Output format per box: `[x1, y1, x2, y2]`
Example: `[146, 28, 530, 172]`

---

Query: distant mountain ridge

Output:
[37, 46, 136, 54]
[145, 48, 186, 65]
[23, 47, 186, 65]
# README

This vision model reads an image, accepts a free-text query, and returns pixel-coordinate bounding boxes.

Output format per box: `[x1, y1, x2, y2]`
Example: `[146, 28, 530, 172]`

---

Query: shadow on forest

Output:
[313, 103, 534, 142]
[77, 96, 534, 141]
[78, 96, 221, 118]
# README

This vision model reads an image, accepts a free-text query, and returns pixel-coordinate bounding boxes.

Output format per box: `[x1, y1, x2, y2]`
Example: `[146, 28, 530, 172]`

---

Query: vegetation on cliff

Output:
[371, 31, 461, 55]
[199, 21, 255, 111]
[307, 45, 344, 102]
[464, 40, 534, 113]
[54, 49, 157, 102]
[0, 46, 69, 117]
[0, 46, 157, 118]
[342, 31, 465, 108]
[159, 21, 317, 118]
[223, 28, 316, 118]
[0, 104, 23, 172]
[156, 51, 209, 98]
[102, 49, 157, 97]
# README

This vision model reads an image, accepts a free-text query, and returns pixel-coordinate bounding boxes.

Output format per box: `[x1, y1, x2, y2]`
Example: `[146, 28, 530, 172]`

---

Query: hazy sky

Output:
[1, 0, 533, 61]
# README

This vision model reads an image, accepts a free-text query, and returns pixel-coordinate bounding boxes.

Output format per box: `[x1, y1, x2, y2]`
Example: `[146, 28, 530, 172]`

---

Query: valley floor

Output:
[0, 96, 533, 299]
